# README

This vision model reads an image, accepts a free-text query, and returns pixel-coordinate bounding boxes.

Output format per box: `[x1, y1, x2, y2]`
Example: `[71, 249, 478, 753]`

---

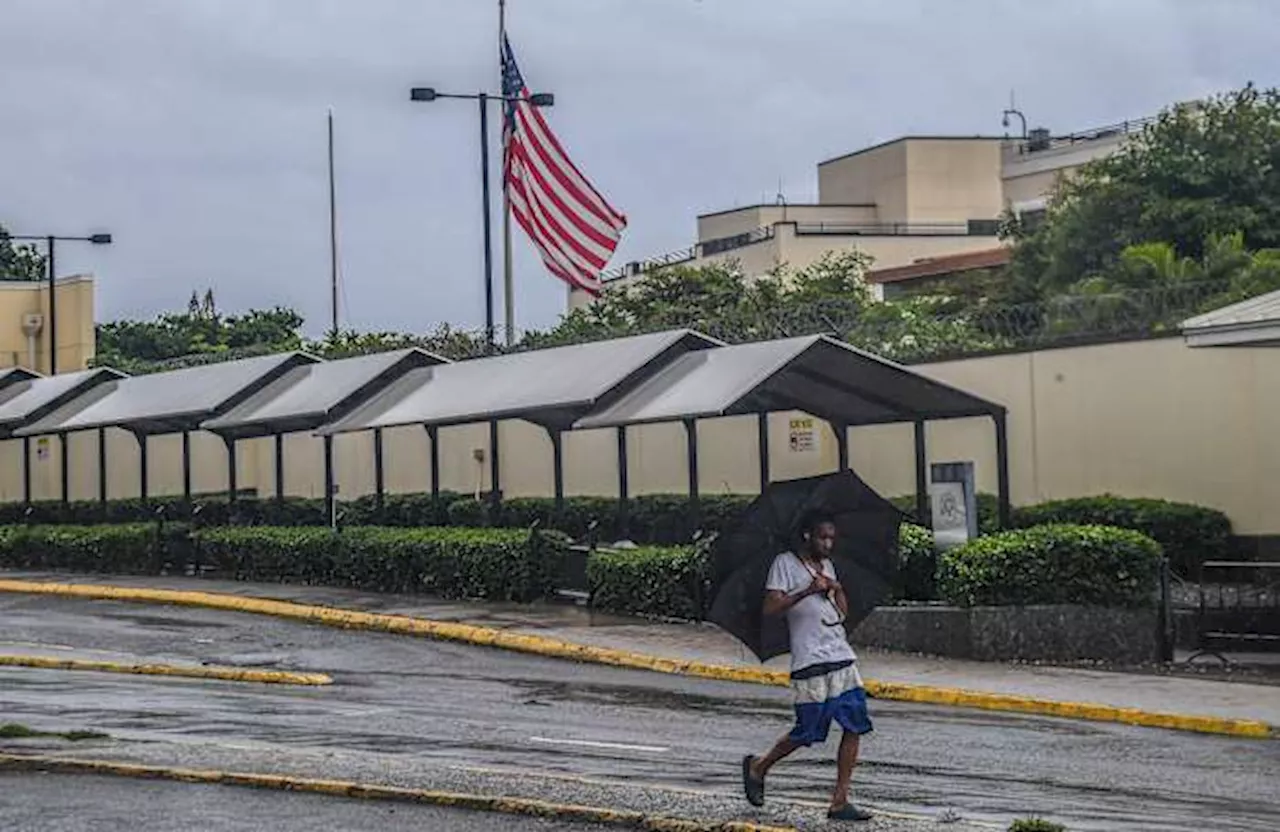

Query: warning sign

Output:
[787, 417, 818, 454]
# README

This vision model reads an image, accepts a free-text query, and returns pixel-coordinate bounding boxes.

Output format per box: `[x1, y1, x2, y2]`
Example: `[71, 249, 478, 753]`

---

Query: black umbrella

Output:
[706, 469, 905, 662]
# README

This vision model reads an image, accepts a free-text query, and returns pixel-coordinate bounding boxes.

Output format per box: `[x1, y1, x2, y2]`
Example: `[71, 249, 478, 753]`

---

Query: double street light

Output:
[8, 232, 113, 374]
[408, 87, 553, 353]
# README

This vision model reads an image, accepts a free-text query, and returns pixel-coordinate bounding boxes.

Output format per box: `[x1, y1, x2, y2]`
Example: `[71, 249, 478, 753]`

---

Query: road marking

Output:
[529, 736, 669, 754]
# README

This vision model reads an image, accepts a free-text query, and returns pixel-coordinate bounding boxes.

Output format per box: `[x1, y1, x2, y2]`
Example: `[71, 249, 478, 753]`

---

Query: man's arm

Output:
[763, 576, 828, 617]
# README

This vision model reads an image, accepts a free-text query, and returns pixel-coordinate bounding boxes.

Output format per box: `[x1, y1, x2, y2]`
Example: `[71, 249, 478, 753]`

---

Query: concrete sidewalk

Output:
[4, 570, 1278, 732]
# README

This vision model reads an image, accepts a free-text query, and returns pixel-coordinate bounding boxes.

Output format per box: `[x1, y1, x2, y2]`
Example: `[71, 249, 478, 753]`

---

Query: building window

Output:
[966, 219, 1001, 236]
[1019, 209, 1047, 231]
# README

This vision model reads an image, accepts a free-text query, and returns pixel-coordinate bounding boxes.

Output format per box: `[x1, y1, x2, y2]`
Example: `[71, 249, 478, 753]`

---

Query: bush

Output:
[1009, 819, 1067, 832]
[0, 524, 167, 574]
[938, 524, 1163, 608]
[194, 525, 561, 602]
[1012, 495, 1231, 576]
[588, 545, 710, 620]
[894, 523, 938, 602]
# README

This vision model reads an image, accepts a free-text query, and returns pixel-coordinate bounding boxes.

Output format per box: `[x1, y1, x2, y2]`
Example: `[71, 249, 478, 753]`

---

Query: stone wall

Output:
[852, 604, 1160, 664]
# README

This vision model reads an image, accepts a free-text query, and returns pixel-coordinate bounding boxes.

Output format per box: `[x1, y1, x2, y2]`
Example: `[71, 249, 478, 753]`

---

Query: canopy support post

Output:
[425, 425, 440, 516]
[373, 427, 385, 515]
[616, 426, 629, 537]
[994, 409, 1011, 529]
[914, 420, 929, 526]
[275, 434, 286, 502]
[21, 436, 32, 505]
[181, 430, 192, 502]
[757, 412, 770, 491]
[547, 428, 565, 515]
[97, 427, 107, 505]
[488, 420, 501, 512]
[224, 436, 238, 504]
[683, 418, 699, 534]
[830, 421, 849, 472]
[323, 434, 336, 528]
[58, 433, 69, 504]
[136, 432, 149, 503]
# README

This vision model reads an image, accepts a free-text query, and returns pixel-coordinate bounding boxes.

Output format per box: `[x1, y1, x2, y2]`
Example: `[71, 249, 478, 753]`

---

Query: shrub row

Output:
[0, 524, 567, 603]
[588, 523, 1165, 620]
[937, 524, 1164, 608]
[0, 491, 1227, 573]
[1010, 494, 1230, 576]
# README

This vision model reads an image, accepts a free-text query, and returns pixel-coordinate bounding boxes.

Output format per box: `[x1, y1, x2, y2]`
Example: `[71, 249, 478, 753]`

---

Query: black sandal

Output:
[827, 803, 873, 822]
[742, 755, 765, 807]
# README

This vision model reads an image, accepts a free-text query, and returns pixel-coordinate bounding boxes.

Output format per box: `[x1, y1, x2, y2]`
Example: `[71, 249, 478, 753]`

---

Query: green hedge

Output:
[894, 523, 938, 602]
[1011, 495, 1230, 575]
[0, 524, 172, 574]
[937, 524, 1163, 608]
[194, 526, 562, 602]
[0, 522, 566, 603]
[587, 545, 708, 619]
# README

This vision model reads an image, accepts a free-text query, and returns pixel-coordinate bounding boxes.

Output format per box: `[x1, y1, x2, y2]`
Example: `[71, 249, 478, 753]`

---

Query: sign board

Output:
[787, 417, 819, 454]
[36, 438, 50, 461]
[929, 461, 978, 550]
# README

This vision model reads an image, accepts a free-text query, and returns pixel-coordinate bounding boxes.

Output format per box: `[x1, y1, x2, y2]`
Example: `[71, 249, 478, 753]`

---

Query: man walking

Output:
[742, 510, 874, 822]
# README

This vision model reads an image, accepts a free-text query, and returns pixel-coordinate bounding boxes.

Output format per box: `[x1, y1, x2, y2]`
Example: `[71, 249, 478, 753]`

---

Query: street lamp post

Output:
[408, 87, 553, 354]
[10, 232, 112, 374]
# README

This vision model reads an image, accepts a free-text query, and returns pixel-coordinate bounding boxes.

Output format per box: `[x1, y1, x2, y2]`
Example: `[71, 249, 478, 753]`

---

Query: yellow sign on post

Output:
[787, 417, 818, 454]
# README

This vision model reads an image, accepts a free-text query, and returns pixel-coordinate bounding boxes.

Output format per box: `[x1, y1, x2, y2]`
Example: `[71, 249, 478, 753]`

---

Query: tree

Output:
[522, 250, 875, 348]
[307, 324, 489, 361]
[1007, 84, 1280, 297]
[0, 224, 46, 282]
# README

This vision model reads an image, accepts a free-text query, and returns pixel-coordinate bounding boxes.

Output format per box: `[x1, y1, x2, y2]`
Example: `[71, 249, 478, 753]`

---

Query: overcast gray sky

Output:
[2, 0, 1277, 337]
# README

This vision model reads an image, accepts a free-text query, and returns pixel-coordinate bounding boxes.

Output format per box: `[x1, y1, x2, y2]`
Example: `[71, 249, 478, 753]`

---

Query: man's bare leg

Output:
[830, 731, 860, 809]
[750, 734, 800, 780]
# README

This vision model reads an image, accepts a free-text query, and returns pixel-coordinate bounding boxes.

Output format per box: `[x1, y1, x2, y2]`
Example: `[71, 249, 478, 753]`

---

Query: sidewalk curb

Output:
[1, 578, 1273, 740]
[0, 654, 331, 686]
[0, 753, 793, 832]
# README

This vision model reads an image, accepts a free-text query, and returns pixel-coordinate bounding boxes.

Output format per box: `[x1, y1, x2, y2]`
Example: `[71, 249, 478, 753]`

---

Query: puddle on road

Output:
[98, 612, 232, 630]
[506, 678, 789, 718]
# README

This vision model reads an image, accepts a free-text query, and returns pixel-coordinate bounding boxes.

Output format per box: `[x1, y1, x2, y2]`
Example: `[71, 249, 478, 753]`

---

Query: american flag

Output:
[502, 35, 626, 296]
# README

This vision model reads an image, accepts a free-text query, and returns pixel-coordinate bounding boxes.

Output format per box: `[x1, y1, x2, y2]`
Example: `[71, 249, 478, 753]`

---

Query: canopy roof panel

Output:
[575, 335, 1003, 430]
[0, 367, 40, 390]
[0, 368, 127, 438]
[16, 352, 316, 437]
[201, 348, 447, 438]
[318, 330, 720, 434]
[1182, 288, 1280, 347]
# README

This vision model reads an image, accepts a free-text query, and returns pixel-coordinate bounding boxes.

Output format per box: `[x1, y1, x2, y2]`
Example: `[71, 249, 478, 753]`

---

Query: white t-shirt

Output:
[766, 551, 857, 673]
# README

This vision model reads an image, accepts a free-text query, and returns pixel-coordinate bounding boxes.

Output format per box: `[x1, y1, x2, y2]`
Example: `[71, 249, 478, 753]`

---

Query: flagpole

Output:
[499, 0, 516, 347]
[328, 108, 339, 336]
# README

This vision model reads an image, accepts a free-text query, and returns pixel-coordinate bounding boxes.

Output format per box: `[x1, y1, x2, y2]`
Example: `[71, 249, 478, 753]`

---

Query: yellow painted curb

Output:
[1, 579, 1273, 740]
[0, 753, 792, 832]
[0, 654, 332, 687]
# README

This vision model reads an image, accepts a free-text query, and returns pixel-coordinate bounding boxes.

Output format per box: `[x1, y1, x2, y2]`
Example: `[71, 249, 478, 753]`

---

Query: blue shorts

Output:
[788, 661, 873, 746]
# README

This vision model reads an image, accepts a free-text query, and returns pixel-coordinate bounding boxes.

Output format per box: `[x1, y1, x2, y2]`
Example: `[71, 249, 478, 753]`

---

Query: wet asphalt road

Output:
[1, 593, 1278, 831]
[0, 772, 598, 831]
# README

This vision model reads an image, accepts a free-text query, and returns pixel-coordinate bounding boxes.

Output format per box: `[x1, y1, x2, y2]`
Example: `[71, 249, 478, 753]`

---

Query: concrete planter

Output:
[852, 604, 1159, 664]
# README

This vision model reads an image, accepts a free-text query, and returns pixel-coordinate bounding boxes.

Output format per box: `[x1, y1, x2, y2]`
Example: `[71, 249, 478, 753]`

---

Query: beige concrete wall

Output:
[904, 139, 1004, 223]
[775, 224, 1001, 272]
[3, 338, 1274, 537]
[0, 276, 96, 374]
[696, 205, 878, 242]
[817, 140, 908, 220]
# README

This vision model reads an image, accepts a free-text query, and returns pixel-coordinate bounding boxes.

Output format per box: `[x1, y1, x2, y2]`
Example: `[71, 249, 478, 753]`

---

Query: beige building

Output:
[0, 275, 96, 374]
[572, 117, 1147, 308]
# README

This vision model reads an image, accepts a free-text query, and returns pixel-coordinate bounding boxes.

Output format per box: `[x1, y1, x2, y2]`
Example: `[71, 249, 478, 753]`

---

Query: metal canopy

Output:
[15, 352, 317, 437]
[201, 348, 448, 439]
[575, 334, 1004, 430]
[1182, 288, 1280, 347]
[317, 330, 721, 435]
[0, 367, 40, 391]
[0, 368, 127, 439]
